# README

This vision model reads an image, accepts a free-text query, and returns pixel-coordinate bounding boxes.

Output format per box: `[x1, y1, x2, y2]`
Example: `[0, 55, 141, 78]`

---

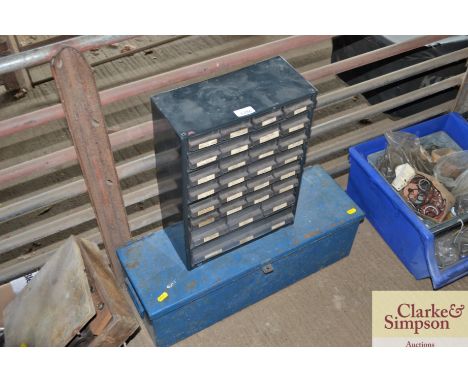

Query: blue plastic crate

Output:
[347, 112, 468, 289]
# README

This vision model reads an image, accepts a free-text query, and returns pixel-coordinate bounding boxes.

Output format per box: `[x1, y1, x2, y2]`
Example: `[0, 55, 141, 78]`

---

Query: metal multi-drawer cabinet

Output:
[151, 56, 318, 269]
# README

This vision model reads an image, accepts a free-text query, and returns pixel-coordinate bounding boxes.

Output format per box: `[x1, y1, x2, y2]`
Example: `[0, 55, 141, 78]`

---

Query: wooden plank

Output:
[453, 66, 468, 114]
[50, 47, 130, 285]
[78, 239, 138, 346]
[3, 236, 95, 346]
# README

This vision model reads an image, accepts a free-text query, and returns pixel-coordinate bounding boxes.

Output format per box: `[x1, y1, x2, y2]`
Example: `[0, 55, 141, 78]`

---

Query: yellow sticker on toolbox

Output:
[347, 208, 357, 215]
[157, 291, 169, 302]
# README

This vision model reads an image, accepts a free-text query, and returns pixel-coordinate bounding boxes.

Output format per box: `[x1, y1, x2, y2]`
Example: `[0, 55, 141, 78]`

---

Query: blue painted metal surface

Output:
[347, 112, 468, 289]
[118, 166, 364, 346]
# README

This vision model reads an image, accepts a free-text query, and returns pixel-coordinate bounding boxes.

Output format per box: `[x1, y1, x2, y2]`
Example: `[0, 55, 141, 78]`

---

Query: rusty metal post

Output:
[51, 47, 130, 285]
[452, 65, 468, 115]
[0, 36, 31, 94]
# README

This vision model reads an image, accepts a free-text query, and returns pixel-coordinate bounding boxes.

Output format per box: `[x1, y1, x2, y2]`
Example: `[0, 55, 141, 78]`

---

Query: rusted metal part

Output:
[452, 63, 468, 114]
[78, 239, 138, 347]
[51, 47, 130, 285]
[0, 35, 136, 76]
[0, 36, 31, 92]
[33, 36, 187, 87]
[303, 35, 449, 82]
[0, 120, 153, 190]
[0, 35, 331, 139]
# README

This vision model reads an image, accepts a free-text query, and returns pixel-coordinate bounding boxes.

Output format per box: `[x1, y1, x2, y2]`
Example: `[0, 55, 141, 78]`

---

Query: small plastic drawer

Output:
[219, 135, 250, 157]
[246, 172, 274, 192]
[190, 220, 228, 248]
[261, 192, 295, 216]
[273, 162, 301, 181]
[247, 157, 276, 177]
[250, 125, 280, 145]
[190, 208, 294, 265]
[283, 98, 314, 117]
[226, 205, 263, 229]
[267, 208, 295, 230]
[275, 147, 304, 166]
[278, 131, 307, 151]
[280, 114, 310, 134]
[272, 177, 299, 194]
[188, 179, 220, 202]
[187, 163, 220, 187]
[188, 195, 220, 218]
[187, 146, 221, 169]
[219, 183, 247, 203]
[245, 186, 273, 205]
[219, 152, 249, 173]
[219, 167, 249, 188]
[187, 130, 221, 151]
[249, 140, 278, 161]
[189, 210, 220, 229]
[219, 197, 247, 217]
[252, 109, 283, 127]
[220, 121, 251, 140]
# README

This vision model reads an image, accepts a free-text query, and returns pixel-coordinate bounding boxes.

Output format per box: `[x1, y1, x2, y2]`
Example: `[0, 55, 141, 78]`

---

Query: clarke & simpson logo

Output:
[372, 291, 468, 347]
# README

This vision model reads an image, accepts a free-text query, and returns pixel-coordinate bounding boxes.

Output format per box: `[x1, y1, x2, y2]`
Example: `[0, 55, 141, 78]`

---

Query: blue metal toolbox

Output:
[347, 112, 468, 289]
[117, 166, 364, 346]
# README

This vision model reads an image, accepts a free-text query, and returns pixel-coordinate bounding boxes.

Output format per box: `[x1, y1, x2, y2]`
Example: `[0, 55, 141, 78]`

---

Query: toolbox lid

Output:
[150, 56, 317, 137]
[117, 166, 364, 321]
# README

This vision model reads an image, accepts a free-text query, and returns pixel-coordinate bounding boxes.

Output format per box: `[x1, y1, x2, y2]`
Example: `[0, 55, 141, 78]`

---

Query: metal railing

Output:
[0, 34, 467, 283]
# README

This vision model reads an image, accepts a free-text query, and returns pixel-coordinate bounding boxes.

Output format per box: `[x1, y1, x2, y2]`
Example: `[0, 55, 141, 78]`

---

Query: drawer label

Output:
[197, 205, 215, 216]
[254, 195, 269, 204]
[227, 205, 243, 215]
[230, 128, 248, 138]
[228, 177, 244, 187]
[259, 130, 279, 143]
[197, 189, 215, 200]
[196, 155, 217, 167]
[259, 150, 274, 159]
[273, 202, 288, 212]
[226, 192, 243, 202]
[239, 217, 254, 227]
[227, 161, 246, 171]
[257, 166, 272, 175]
[272, 221, 286, 230]
[198, 217, 215, 227]
[254, 181, 269, 191]
[288, 123, 304, 133]
[204, 248, 222, 259]
[284, 155, 298, 164]
[233, 106, 255, 117]
[197, 173, 215, 184]
[288, 140, 304, 149]
[198, 139, 218, 149]
[293, 106, 307, 115]
[231, 145, 248, 155]
[280, 171, 296, 180]
[261, 116, 277, 126]
[279, 184, 294, 193]
[239, 235, 254, 244]
[203, 232, 219, 243]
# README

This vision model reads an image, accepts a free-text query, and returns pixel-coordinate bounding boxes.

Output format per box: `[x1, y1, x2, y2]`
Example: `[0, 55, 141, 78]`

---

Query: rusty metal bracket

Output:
[51, 47, 131, 286]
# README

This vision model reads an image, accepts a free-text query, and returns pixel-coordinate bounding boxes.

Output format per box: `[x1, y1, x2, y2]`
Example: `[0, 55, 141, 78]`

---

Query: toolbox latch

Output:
[262, 263, 274, 274]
